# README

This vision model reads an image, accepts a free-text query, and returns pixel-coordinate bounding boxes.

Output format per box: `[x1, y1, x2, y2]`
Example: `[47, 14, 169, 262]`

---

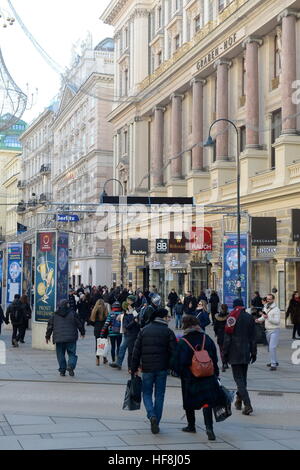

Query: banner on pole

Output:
[35, 232, 56, 322]
[56, 233, 69, 308]
[6, 243, 22, 305]
[223, 233, 248, 309]
[22, 243, 32, 303]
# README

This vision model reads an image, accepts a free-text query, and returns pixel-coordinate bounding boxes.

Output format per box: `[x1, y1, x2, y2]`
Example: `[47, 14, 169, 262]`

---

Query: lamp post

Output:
[204, 118, 241, 299]
[100, 178, 125, 287]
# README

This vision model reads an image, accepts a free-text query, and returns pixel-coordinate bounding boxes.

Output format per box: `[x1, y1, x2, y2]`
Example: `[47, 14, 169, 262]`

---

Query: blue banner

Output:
[56, 232, 69, 308]
[223, 233, 248, 309]
[22, 243, 32, 304]
[0, 251, 3, 305]
[7, 243, 22, 305]
[57, 214, 79, 222]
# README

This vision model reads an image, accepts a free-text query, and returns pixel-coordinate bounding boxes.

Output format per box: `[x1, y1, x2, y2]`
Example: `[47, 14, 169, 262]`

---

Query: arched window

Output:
[88, 268, 93, 286]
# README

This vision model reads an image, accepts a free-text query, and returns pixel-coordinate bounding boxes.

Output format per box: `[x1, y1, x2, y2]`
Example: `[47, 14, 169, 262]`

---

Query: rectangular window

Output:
[274, 35, 281, 78]
[158, 6, 162, 29]
[219, 0, 225, 11]
[240, 125, 246, 153]
[123, 131, 128, 155]
[157, 50, 162, 66]
[271, 109, 282, 169]
[242, 57, 246, 97]
[194, 15, 201, 33]
[124, 69, 128, 95]
[175, 34, 180, 50]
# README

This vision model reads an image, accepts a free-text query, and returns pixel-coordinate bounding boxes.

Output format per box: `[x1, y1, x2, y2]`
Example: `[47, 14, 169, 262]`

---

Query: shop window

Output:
[271, 109, 282, 169]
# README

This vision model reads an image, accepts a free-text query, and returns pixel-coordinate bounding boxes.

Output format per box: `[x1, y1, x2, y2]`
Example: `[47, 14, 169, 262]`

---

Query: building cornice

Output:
[100, 0, 130, 25]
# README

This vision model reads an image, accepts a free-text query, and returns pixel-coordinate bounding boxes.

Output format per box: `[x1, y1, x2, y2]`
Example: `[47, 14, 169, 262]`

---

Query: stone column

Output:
[191, 78, 206, 171]
[214, 59, 232, 160]
[243, 37, 263, 148]
[171, 93, 183, 179]
[152, 106, 165, 186]
[278, 9, 298, 134]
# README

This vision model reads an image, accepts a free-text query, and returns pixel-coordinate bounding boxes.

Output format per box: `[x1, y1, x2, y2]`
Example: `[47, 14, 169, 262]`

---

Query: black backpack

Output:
[10, 304, 23, 324]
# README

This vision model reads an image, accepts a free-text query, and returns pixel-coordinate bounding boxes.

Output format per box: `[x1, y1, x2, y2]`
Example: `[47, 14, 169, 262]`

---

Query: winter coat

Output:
[251, 295, 263, 310]
[168, 291, 179, 306]
[193, 309, 211, 331]
[172, 330, 223, 410]
[45, 306, 85, 344]
[197, 293, 208, 303]
[123, 312, 140, 338]
[140, 304, 158, 327]
[213, 314, 227, 347]
[77, 300, 91, 321]
[101, 311, 122, 338]
[286, 299, 300, 325]
[209, 293, 220, 314]
[68, 294, 77, 312]
[256, 303, 281, 330]
[6, 300, 27, 326]
[183, 295, 197, 313]
[131, 318, 177, 373]
[223, 310, 257, 365]
[135, 296, 148, 312]
[21, 303, 32, 329]
[174, 302, 184, 316]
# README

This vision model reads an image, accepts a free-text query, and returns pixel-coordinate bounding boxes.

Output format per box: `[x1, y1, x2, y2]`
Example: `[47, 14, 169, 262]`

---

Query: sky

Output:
[0, 0, 113, 124]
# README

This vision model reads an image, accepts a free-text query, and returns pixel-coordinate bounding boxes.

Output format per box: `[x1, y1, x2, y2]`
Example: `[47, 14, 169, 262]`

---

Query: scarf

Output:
[225, 306, 244, 334]
[183, 325, 203, 336]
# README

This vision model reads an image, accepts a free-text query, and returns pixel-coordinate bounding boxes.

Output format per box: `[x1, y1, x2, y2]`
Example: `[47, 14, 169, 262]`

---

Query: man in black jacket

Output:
[131, 308, 177, 434]
[5, 294, 25, 347]
[45, 300, 85, 377]
[223, 298, 257, 415]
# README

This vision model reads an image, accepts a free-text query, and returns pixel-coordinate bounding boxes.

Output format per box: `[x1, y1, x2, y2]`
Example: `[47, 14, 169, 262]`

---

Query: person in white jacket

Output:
[256, 294, 281, 370]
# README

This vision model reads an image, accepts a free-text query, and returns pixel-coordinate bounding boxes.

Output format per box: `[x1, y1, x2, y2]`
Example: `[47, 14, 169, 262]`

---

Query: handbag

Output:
[122, 376, 142, 411]
[96, 337, 110, 357]
[213, 385, 234, 422]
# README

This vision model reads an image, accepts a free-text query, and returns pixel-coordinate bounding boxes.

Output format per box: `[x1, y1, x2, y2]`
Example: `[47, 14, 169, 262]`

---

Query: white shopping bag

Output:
[96, 338, 110, 357]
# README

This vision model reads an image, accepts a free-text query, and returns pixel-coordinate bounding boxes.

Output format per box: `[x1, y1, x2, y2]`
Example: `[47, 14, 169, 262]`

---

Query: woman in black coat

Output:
[172, 315, 223, 441]
[286, 291, 300, 339]
[19, 295, 32, 343]
[213, 304, 229, 372]
[209, 291, 220, 324]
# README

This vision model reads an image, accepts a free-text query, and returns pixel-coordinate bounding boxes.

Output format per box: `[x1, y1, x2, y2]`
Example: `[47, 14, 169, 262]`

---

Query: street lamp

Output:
[100, 178, 125, 287]
[204, 118, 241, 300]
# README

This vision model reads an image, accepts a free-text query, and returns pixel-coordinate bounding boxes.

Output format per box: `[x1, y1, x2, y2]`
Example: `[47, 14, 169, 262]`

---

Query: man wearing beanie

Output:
[223, 298, 257, 415]
[131, 308, 177, 434]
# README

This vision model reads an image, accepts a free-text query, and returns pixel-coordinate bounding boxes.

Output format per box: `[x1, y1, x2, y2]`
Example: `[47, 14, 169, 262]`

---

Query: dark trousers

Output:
[110, 335, 122, 362]
[19, 324, 27, 341]
[186, 407, 213, 429]
[231, 364, 251, 406]
[12, 325, 22, 344]
[292, 324, 300, 338]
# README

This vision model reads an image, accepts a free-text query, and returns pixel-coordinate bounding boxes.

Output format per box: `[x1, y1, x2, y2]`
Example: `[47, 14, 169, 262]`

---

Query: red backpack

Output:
[182, 335, 214, 378]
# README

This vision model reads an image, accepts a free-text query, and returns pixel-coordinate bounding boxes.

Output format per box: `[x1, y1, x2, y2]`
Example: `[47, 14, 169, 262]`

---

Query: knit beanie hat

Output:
[233, 298, 244, 308]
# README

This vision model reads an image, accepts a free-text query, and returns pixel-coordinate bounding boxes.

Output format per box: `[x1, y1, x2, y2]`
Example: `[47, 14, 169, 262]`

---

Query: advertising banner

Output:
[292, 209, 300, 242]
[56, 232, 69, 308]
[189, 227, 213, 251]
[22, 243, 32, 303]
[0, 251, 3, 305]
[6, 243, 22, 305]
[35, 232, 56, 322]
[223, 233, 248, 309]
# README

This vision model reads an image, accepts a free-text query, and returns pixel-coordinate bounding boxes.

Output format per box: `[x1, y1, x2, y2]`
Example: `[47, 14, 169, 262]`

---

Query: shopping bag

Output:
[96, 338, 110, 357]
[122, 376, 142, 411]
[213, 385, 234, 422]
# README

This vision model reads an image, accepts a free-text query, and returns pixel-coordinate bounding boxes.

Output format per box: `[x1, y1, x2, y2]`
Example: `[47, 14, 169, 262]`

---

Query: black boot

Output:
[206, 428, 216, 441]
[182, 425, 196, 433]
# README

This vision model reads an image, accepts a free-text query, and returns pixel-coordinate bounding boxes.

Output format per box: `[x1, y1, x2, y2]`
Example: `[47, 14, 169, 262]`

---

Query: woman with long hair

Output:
[89, 299, 108, 365]
[193, 300, 211, 331]
[19, 294, 32, 343]
[286, 291, 300, 339]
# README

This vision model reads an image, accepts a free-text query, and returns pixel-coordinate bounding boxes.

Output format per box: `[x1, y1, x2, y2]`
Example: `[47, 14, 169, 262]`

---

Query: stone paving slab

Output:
[18, 435, 127, 450]
[276, 439, 300, 450]
[11, 420, 107, 435]
[157, 443, 210, 450]
[50, 432, 91, 439]
[251, 428, 300, 440]
[50, 417, 102, 425]
[106, 446, 160, 450]
[120, 431, 219, 446]
[5, 414, 53, 426]
[231, 440, 290, 450]
[0, 436, 22, 450]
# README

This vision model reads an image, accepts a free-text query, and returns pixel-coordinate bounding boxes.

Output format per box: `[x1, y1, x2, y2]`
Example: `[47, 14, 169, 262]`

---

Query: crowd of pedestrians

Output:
[1, 282, 296, 442]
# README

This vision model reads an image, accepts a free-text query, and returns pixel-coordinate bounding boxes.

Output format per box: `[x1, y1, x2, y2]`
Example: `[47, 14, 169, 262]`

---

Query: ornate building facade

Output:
[102, 0, 300, 310]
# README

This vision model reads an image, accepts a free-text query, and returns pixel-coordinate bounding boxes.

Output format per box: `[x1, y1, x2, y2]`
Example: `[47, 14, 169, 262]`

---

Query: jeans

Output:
[56, 342, 78, 373]
[116, 335, 129, 367]
[142, 370, 168, 424]
[266, 328, 280, 366]
[186, 407, 213, 430]
[110, 335, 122, 362]
[231, 364, 251, 406]
[175, 314, 182, 329]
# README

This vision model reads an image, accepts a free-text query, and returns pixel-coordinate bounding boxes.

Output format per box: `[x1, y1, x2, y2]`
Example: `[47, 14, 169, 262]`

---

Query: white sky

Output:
[0, 0, 113, 124]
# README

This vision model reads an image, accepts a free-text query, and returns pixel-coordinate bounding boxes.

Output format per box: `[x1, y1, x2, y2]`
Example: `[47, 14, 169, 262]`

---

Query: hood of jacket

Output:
[55, 306, 70, 318]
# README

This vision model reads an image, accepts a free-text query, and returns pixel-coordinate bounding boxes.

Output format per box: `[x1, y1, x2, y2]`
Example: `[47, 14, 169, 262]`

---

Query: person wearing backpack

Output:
[5, 294, 26, 347]
[100, 301, 122, 365]
[172, 315, 222, 441]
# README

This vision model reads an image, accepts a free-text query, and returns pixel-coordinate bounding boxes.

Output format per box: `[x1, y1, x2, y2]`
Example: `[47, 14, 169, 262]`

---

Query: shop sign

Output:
[189, 227, 212, 251]
[156, 239, 168, 254]
[257, 247, 276, 257]
[251, 217, 277, 246]
[292, 209, 300, 241]
[169, 232, 189, 253]
[130, 239, 148, 255]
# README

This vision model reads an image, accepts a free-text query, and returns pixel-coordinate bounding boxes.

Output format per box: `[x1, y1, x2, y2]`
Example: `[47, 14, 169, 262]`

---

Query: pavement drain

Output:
[257, 392, 284, 397]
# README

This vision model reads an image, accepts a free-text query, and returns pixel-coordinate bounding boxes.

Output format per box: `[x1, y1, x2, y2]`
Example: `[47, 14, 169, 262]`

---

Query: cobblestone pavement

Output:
[0, 321, 299, 450]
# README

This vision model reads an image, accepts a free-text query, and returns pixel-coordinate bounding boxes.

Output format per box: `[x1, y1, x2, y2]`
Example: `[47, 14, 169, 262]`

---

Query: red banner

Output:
[39, 232, 53, 252]
[190, 227, 213, 251]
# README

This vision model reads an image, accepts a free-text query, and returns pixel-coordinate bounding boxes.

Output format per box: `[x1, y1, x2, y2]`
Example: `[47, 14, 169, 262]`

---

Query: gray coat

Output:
[45, 306, 85, 344]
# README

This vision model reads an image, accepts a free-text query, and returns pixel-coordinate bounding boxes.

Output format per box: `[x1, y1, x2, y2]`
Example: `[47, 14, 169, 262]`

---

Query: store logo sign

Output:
[156, 239, 168, 254]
